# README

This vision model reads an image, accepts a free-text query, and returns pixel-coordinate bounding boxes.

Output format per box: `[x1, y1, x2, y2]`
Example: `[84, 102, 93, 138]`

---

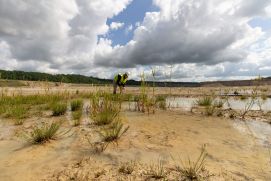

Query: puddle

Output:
[166, 97, 271, 111]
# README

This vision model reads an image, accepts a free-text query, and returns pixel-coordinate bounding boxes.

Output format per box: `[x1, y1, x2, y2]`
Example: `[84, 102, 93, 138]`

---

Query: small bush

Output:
[52, 102, 67, 116]
[71, 99, 83, 111]
[24, 122, 61, 144]
[99, 120, 129, 142]
[196, 96, 213, 107]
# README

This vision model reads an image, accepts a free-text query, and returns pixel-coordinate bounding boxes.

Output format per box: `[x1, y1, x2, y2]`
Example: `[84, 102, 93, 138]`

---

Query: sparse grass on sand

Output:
[23, 122, 61, 144]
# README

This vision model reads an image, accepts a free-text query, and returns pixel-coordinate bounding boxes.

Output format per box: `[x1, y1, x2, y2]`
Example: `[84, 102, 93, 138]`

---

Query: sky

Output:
[0, 0, 271, 82]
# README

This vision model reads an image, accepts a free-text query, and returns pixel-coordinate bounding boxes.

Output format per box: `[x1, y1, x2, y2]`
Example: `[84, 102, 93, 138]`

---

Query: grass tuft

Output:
[90, 93, 120, 126]
[196, 96, 213, 107]
[176, 145, 208, 180]
[52, 102, 67, 116]
[24, 122, 61, 144]
[118, 161, 136, 175]
[144, 159, 167, 179]
[72, 110, 82, 126]
[99, 120, 129, 142]
[71, 99, 83, 111]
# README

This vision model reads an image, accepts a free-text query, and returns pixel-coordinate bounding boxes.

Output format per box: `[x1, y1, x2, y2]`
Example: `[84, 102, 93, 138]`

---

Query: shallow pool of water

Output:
[166, 97, 271, 111]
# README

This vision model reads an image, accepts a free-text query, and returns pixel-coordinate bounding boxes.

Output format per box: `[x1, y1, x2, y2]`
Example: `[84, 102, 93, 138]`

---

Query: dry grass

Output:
[144, 159, 167, 179]
[118, 161, 136, 175]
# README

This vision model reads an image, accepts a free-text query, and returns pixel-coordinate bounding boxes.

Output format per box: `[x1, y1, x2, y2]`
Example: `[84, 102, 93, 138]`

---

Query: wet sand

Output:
[0, 109, 270, 180]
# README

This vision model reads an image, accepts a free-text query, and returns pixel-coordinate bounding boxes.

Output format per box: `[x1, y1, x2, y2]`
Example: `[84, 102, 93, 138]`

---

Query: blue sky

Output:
[249, 18, 271, 31]
[1, 0, 271, 81]
[106, 0, 159, 46]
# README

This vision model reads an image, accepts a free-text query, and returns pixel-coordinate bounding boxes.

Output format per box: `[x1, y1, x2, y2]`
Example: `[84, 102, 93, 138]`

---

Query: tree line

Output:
[0, 69, 200, 87]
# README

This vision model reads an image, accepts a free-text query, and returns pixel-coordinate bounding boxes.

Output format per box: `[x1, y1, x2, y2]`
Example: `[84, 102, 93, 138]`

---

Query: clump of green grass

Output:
[72, 110, 82, 126]
[175, 145, 209, 180]
[71, 99, 83, 111]
[52, 102, 67, 116]
[99, 120, 129, 142]
[92, 109, 119, 125]
[90, 94, 120, 126]
[24, 122, 61, 144]
[118, 161, 136, 175]
[5, 105, 28, 125]
[144, 159, 167, 179]
[196, 96, 213, 107]
[156, 95, 167, 110]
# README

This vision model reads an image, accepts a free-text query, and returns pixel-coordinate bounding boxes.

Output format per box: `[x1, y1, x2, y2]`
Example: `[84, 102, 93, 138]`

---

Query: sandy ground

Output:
[0, 82, 271, 180]
[0, 107, 270, 180]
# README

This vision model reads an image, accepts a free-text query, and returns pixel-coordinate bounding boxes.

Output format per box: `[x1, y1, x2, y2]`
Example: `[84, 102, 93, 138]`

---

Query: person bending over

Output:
[113, 72, 130, 94]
